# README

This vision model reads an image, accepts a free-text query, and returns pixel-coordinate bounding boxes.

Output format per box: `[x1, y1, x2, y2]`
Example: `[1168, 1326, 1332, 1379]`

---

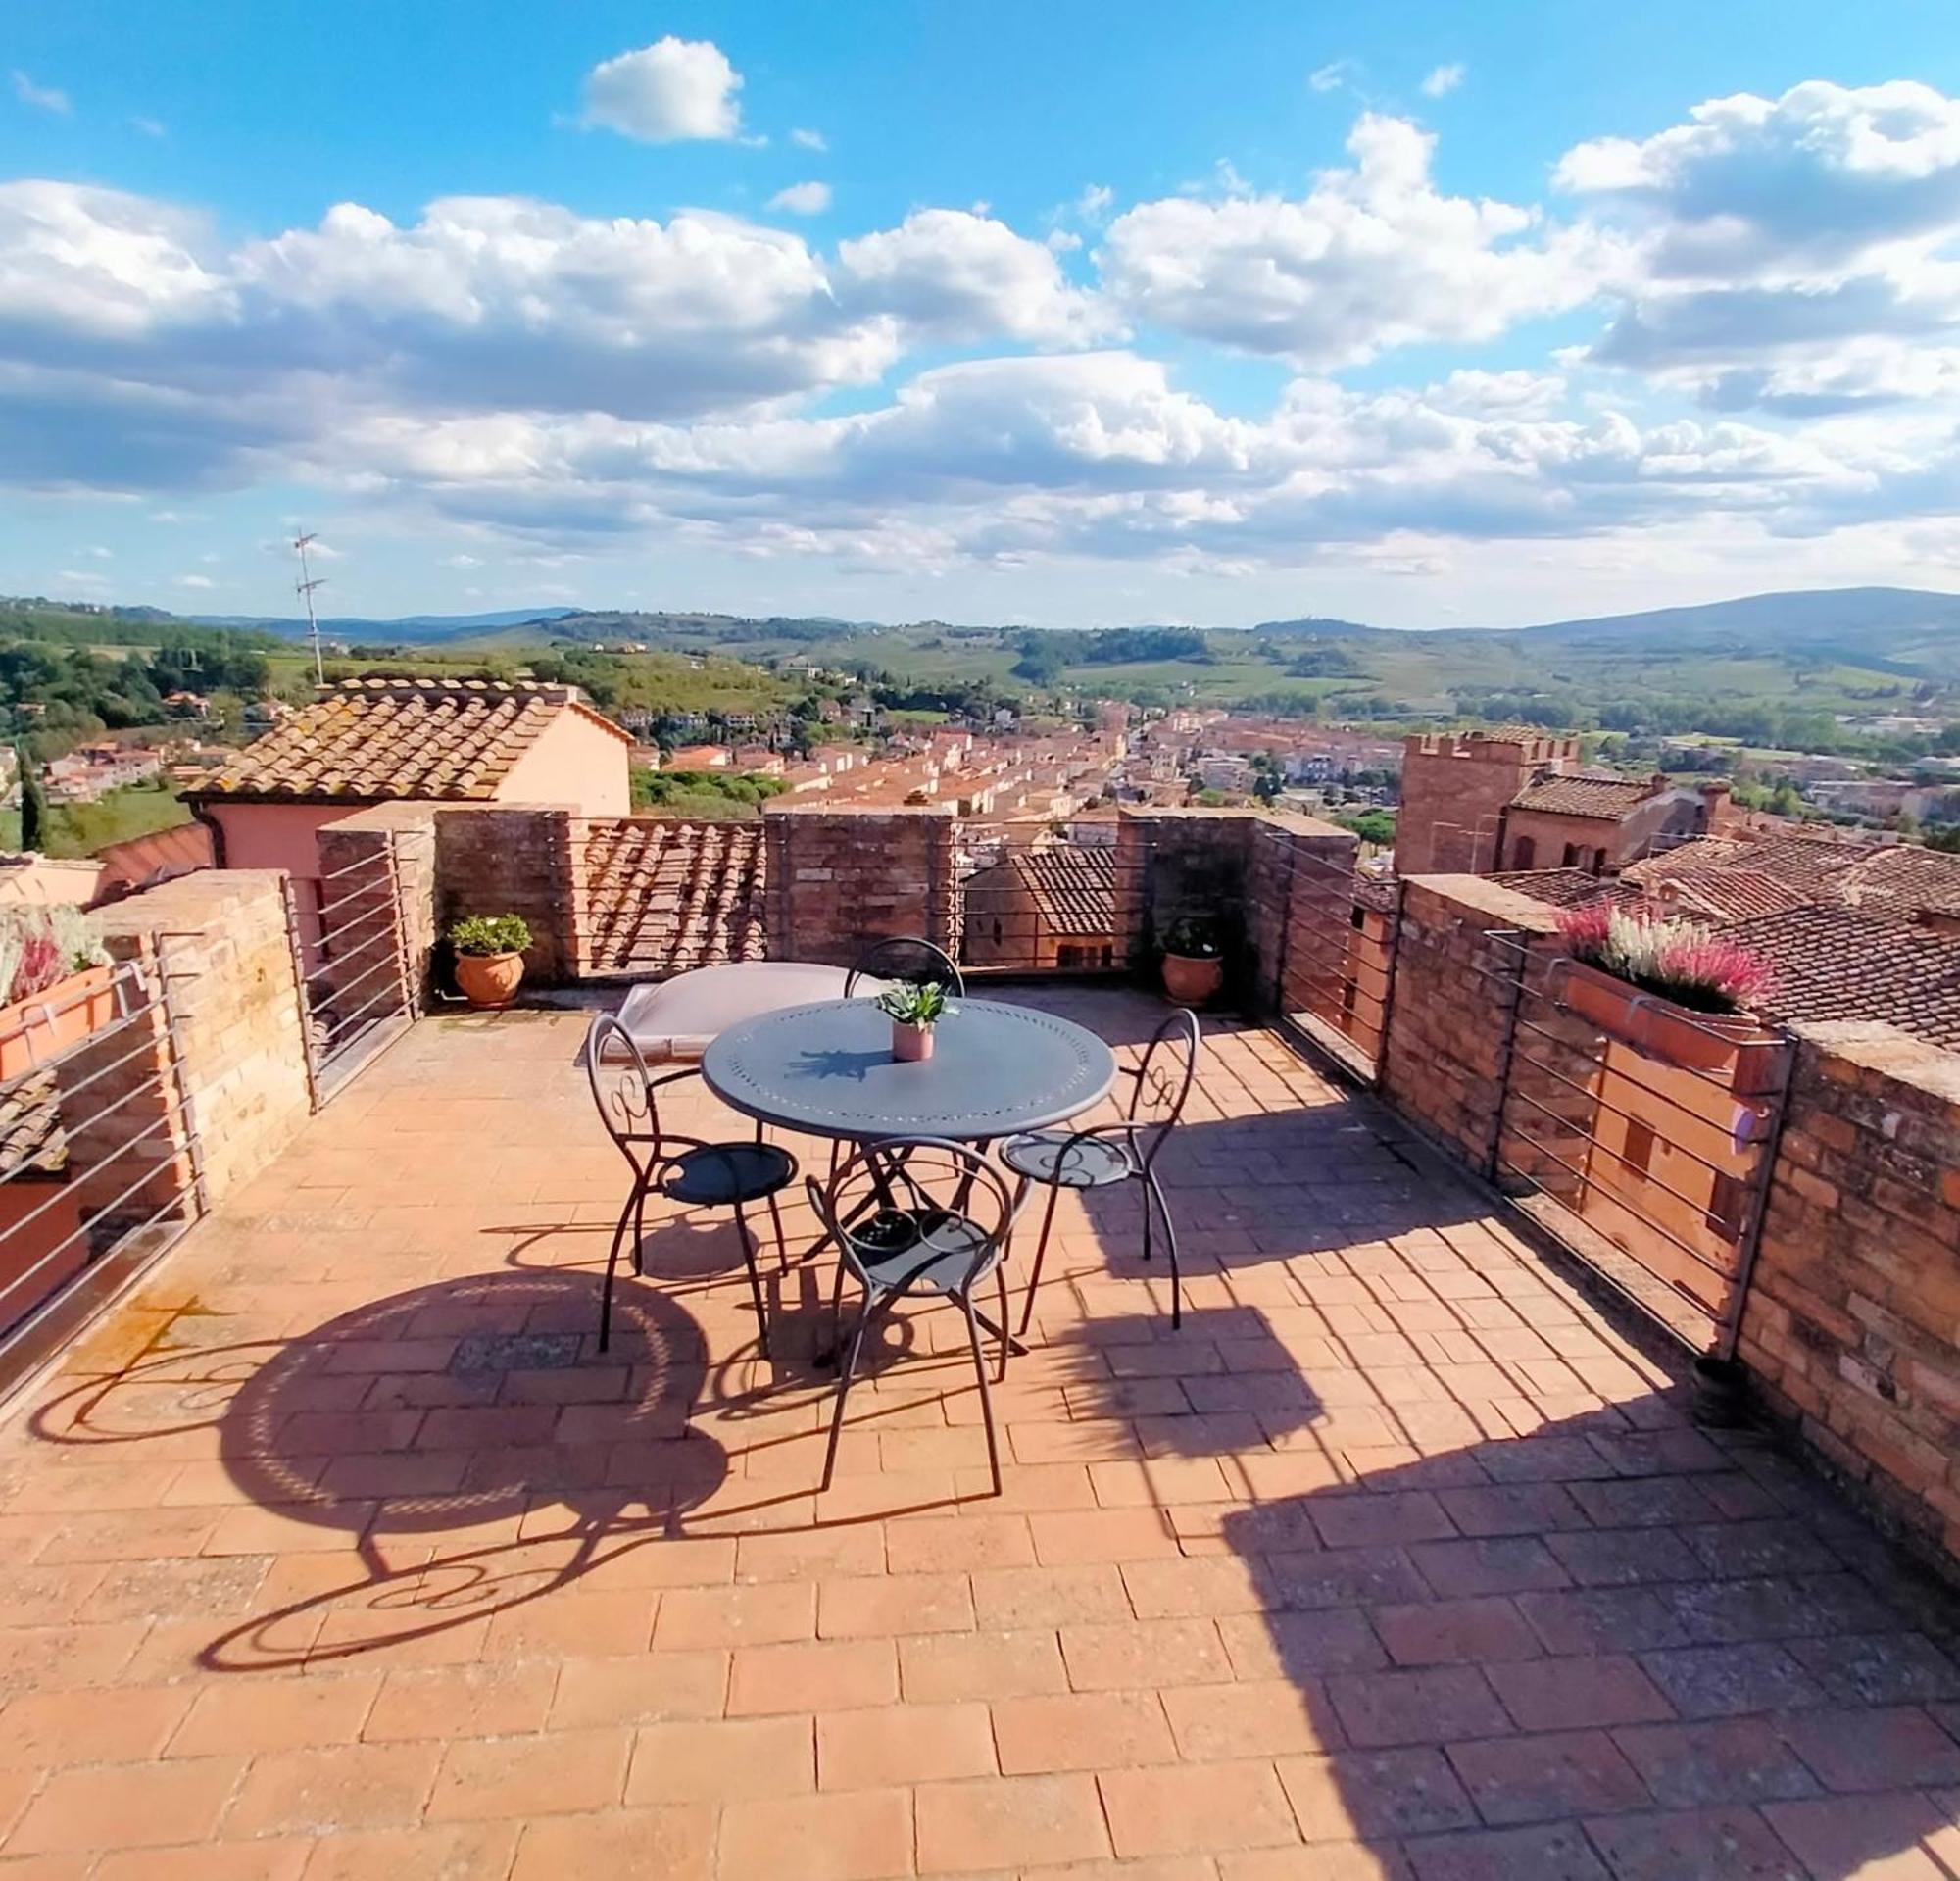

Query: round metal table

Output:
[701, 997, 1117, 1145]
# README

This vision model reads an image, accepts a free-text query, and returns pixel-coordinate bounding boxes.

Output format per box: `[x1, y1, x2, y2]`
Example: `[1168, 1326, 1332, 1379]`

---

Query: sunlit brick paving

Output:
[1, 988, 1956, 1879]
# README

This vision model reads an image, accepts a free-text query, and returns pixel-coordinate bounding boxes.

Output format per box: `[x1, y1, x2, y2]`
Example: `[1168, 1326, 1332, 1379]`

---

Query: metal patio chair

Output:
[809, 1137, 1019, 1496]
[842, 935, 965, 1001]
[586, 1013, 798, 1356]
[1002, 1007, 1201, 1336]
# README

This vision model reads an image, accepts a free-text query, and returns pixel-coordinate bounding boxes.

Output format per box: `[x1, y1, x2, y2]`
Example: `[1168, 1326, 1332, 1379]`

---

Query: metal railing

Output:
[0, 957, 204, 1383]
[285, 838, 417, 1106]
[1266, 823, 1398, 1082]
[955, 819, 1124, 975]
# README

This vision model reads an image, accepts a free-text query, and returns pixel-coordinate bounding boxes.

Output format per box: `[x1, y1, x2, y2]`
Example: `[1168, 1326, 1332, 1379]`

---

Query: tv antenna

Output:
[293, 531, 327, 684]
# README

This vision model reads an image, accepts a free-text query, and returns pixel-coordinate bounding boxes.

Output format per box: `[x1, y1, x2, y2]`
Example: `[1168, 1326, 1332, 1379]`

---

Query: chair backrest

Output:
[586, 1012, 668, 1170]
[806, 1136, 1012, 1294]
[843, 936, 965, 1001]
[1125, 1008, 1201, 1166]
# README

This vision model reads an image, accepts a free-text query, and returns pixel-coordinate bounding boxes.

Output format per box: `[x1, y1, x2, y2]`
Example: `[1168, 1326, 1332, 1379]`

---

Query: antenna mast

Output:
[293, 531, 327, 684]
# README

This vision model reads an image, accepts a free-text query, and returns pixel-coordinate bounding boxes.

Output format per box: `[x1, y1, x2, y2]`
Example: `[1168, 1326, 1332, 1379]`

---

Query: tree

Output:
[16, 744, 46, 852]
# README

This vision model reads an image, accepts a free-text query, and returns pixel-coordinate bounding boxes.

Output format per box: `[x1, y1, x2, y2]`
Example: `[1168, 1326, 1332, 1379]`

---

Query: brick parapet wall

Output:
[1738, 1020, 1960, 1564]
[760, 803, 957, 965]
[432, 805, 579, 983]
[61, 871, 312, 1231]
[1377, 875, 1561, 1171]
[318, 804, 437, 1005]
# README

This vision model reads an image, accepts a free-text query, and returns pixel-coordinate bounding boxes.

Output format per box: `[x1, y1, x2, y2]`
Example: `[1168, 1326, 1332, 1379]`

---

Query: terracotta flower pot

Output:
[1556, 959, 1781, 1095]
[1162, 953, 1224, 1008]
[891, 1020, 934, 1063]
[455, 950, 525, 1010]
[0, 965, 118, 1082]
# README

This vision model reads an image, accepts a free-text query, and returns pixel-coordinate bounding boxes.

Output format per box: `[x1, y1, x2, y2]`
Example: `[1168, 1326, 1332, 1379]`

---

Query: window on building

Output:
[1512, 836, 1536, 869]
[1562, 842, 1581, 867]
[1622, 1118, 1655, 1180]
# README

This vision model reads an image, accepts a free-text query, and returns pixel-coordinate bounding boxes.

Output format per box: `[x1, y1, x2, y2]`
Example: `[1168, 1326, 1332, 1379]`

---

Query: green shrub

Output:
[448, 913, 532, 957]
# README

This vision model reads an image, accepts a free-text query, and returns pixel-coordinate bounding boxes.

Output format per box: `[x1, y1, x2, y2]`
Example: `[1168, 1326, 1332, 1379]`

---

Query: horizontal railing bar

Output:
[0, 1097, 181, 1239]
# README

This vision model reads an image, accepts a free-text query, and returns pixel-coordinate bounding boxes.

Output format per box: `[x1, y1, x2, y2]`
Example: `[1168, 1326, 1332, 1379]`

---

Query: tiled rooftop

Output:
[1, 989, 1957, 1878]
[577, 819, 768, 974]
[1508, 773, 1661, 818]
[193, 678, 628, 803]
[1011, 847, 1116, 939]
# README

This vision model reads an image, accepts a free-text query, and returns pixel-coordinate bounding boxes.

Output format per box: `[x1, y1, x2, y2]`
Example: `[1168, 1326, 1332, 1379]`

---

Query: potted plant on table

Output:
[0, 907, 116, 1082]
[876, 978, 949, 1062]
[1159, 913, 1225, 1008]
[448, 913, 532, 1010]
[1555, 905, 1779, 1092]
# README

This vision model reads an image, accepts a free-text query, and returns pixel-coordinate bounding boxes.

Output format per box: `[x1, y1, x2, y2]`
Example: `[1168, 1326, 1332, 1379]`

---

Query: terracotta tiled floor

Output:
[3, 987, 1958, 1879]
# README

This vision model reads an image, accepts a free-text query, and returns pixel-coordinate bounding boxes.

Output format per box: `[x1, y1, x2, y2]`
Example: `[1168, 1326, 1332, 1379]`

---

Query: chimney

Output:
[1699, 779, 1733, 834]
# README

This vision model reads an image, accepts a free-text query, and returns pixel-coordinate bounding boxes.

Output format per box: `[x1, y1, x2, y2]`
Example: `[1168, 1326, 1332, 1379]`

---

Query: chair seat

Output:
[660, 1142, 797, 1207]
[1000, 1129, 1134, 1189]
[846, 1207, 999, 1294]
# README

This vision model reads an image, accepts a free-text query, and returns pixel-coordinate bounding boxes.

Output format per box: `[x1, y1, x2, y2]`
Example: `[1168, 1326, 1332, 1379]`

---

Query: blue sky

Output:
[5, 2, 1960, 626]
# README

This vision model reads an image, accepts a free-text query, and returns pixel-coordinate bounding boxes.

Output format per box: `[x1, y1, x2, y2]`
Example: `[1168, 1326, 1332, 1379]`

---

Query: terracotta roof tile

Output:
[1727, 905, 1960, 1051]
[1491, 868, 1644, 911]
[0, 1070, 64, 1179]
[577, 819, 766, 974]
[1650, 868, 1816, 925]
[1508, 771, 1662, 817]
[191, 679, 626, 804]
[1011, 847, 1115, 937]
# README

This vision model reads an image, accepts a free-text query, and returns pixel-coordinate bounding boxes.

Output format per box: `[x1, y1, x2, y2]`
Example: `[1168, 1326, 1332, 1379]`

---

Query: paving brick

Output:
[1778, 1704, 1960, 1792]
[1060, 1617, 1235, 1691]
[901, 1628, 1067, 1702]
[1160, 1679, 1340, 1759]
[720, 1788, 915, 1881]
[1786, 1632, 1960, 1706]
[914, 1771, 1110, 1871]
[1409, 1539, 1571, 1599]
[1763, 1791, 1958, 1879]
[511, 1805, 713, 1881]
[1402, 1821, 1610, 1880]
[1327, 1666, 1511, 1749]
[427, 1727, 631, 1820]
[1544, 1527, 1703, 1587]
[819, 1700, 997, 1789]
[1276, 1747, 1478, 1841]
[727, 1639, 899, 1716]
[546, 1650, 727, 1728]
[1484, 1655, 1675, 1730]
[1373, 1597, 1542, 1667]
[1446, 1727, 1650, 1824]
[818, 1571, 974, 1639]
[1100, 1758, 1302, 1857]
[168, 1673, 380, 1755]
[994, 1690, 1177, 1773]
[1216, 1609, 1389, 1680]
[1434, 1483, 1590, 1538]
[625, 1715, 813, 1804]
[223, 1742, 442, 1838]
[10, 1756, 245, 1854]
[1638, 1643, 1827, 1718]
[1583, 1805, 1797, 1880]
[1611, 1716, 1821, 1807]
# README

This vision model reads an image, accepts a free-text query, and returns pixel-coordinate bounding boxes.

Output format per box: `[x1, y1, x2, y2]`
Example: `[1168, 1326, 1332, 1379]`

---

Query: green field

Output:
[0, 779, 192, 859]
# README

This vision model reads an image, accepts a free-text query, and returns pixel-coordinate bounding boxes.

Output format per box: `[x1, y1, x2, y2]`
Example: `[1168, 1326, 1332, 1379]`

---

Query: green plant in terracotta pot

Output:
[448, 913, 532, 1009]
[1159, 913, 1225, 1008]
[875, 978, 949, 1062]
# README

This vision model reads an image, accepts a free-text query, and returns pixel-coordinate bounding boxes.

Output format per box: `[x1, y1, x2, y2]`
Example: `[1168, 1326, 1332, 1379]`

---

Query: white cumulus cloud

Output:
[768, 181, 832, 216]
[581, 36, 743, 143]
[1421, 64, 1464, 98]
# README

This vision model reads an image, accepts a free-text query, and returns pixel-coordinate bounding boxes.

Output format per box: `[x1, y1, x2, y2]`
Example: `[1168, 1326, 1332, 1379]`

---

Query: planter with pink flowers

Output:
[1553, 905, 1782, 1096]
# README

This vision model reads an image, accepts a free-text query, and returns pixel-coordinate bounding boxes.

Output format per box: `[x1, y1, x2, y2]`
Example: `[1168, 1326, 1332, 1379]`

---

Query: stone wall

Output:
[318, 803, 437, 1004]
[1738, 1021, 1960, 1565]
[1377, 875, 1561, 1171]
[62, 870, 312, 1231]
[761, 803, 957, 965]
[432, 805, 579, 983]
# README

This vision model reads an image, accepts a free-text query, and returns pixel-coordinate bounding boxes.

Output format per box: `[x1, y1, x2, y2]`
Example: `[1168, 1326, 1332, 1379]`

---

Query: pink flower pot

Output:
[891, 1020, 934, 1063]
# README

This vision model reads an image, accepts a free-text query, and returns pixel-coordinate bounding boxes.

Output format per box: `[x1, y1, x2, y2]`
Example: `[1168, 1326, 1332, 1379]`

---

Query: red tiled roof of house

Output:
[1727, 904, 1960, 1050]
[1491, 868, 1645, 911]
[94, 821, 213, 894]
[1650, 867, 1816, 925]
[1508, 772, 1662, 818]
[577, 819, 766, 974]
[1011, 846, 1115, 938]
[191, 679, 628, 803]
